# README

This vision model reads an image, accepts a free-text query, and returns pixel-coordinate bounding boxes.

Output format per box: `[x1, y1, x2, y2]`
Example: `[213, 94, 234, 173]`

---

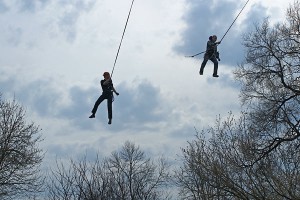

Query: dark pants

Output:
[200, 54, 218, 75]
[91, 92, 113, 119]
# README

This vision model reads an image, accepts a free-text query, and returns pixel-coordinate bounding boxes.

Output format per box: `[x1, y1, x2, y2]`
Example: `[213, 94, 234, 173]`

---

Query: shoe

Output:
[213, 74, 219, 77]
[108, 119, 112, 124]
[199, 71, 203, 75]
[89, 114, 95, 118]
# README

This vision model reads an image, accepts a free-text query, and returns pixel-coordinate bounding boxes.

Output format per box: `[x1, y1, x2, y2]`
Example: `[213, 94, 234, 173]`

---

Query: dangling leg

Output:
[200, 54, 209, 75]
[89, 95, 105, 118]
[107, 94, 113, 124]
[211, 57, 219, 77]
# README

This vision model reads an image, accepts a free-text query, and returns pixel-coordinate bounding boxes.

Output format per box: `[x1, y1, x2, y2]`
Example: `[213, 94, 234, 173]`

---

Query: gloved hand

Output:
[115, 92, 120, 96]
[216, 41, 221, 45]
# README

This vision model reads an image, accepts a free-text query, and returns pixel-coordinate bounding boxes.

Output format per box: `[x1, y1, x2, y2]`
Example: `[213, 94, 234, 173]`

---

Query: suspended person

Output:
[89, 72, 119, 124]
[199, 35, 221, 77]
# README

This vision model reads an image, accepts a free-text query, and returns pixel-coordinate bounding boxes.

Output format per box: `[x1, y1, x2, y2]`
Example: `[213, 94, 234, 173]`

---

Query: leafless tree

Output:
[234, 1, 300, 161]
[0, 95, 44, 199]
[47, 141, 172, 200]
[104, 141, 171, 199]
[175, 114, 300, 199]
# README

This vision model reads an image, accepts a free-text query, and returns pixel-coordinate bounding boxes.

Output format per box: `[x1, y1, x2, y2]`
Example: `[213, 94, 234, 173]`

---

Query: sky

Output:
[0, 0, 295, 168]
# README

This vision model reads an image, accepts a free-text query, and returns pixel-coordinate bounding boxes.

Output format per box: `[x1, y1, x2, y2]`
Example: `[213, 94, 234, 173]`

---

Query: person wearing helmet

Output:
[89, 72, 119, 124]
[199, 35, 221, 77]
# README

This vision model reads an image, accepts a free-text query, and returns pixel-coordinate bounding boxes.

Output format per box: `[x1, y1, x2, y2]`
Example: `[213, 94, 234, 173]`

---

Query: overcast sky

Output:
[0, 0, 295, 167]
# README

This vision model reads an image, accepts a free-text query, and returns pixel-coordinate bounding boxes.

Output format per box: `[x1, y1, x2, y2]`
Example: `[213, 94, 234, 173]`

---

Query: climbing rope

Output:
[219, 0, 250, 42]
[111, 0, 135, 77]
[185, 0, 250, 58]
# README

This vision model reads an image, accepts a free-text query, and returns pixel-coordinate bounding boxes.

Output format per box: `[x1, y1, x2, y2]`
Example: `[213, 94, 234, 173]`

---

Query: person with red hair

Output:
[89, 72, 119, 124]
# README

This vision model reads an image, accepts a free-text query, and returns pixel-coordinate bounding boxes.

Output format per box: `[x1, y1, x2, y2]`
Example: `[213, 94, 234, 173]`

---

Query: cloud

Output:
[6, 26, 22, 46]
[0, 68, 173, 132]
[57, 85, 98, 130]
[14, 0, 51, 12]
[0, 75, 98, 130]
[0, 0, 96, 46]
[0, 0, 8, 13]
[46, 142, 102, 161]
[242, 3, 269, 31]
[0, 77, 62, 117]
[113, 80, 170, 130]
[206, 72, 240, 89]
[54, 0, 96, 42]
[56, 79, 172, 132]
[0, 69, 191, 162]
[56, 0, 96, 42]
[17, 1, 39, 12]
[0, 75, 16, 94]
[174, 0, 268, 66]
[15, 0, 93, 14]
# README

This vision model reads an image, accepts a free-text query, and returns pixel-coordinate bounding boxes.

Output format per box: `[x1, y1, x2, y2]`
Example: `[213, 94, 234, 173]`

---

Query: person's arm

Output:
[112, 86, 119, 95]
[104, 79, 119, 95]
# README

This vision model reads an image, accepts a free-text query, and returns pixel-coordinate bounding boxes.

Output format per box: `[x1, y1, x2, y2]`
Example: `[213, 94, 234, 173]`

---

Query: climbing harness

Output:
[110, 0, 135, 78]
[185, 0, 250, 58]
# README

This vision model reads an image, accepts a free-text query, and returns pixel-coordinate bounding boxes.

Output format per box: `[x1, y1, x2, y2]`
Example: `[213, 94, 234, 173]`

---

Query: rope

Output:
[111, 0, 135, 78]
[185, 50, 206, 58]
[185, 0, 250, 58]
[219, 0, 250, 42]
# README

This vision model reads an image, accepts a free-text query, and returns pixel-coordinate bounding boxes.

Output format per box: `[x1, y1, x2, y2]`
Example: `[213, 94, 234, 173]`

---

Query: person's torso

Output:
[101, 79, 113, 93]
[206, 40, 217, 55]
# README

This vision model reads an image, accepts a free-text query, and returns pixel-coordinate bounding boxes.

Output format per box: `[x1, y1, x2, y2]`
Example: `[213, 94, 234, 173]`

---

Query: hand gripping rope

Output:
[185, 0, 250, 58]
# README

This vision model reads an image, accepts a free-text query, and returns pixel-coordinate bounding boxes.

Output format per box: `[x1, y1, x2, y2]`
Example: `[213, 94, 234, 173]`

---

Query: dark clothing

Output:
[91, 79, 114, 119]
[206, 40, 218, 56]
[200, 40, 219, 75]
[200, 54, 218, 75]
[101, 79, 113, 93]
[91, 93, 113, 119]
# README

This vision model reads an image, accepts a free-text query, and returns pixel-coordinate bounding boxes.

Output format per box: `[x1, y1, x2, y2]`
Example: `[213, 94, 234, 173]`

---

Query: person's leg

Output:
[89, 95, 105, 118]
[200, 54, 209, 75]
[107, 94, 113, 124]
[211, 57, 219, 77]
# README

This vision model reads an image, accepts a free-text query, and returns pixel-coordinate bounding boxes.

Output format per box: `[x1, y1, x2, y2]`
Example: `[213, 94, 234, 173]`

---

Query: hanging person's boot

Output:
[108, 118, 112, 124]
